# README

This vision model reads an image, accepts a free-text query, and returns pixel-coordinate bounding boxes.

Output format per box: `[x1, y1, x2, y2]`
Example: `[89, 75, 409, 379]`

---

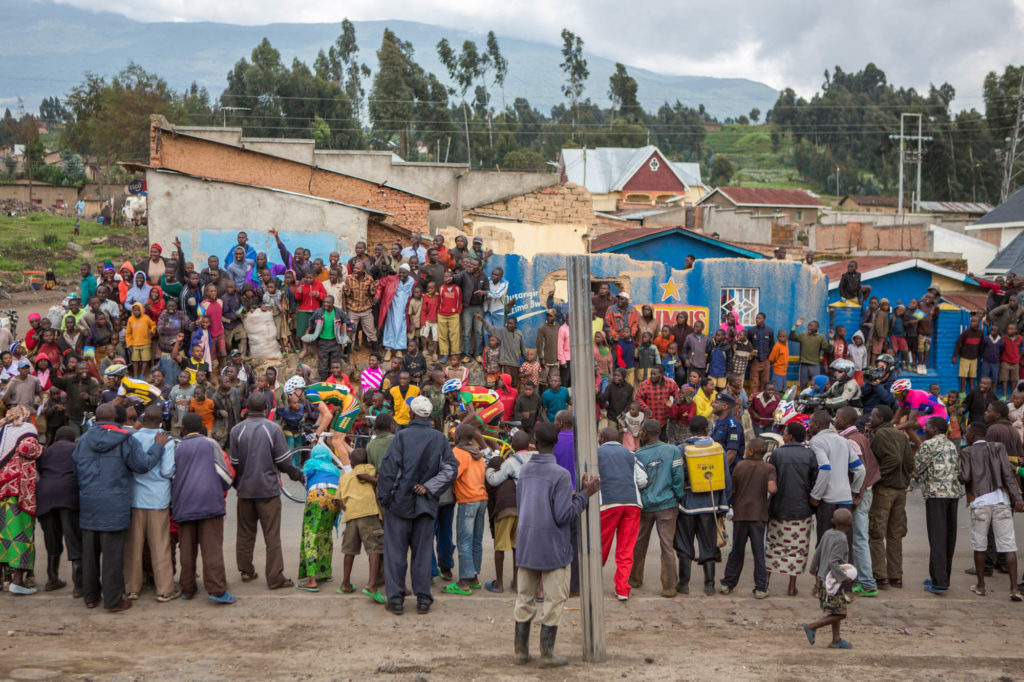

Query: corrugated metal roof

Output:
[972, 186, 1024, 227]
[917, 201, 993, 215]
[942, 292, 988, 312]
[560, 145, 699, 194]
[841, 194, 899, 207]
[985, 227, 1024, 272]
[702, 186, 825, 208]
[589, 225, 764, 259]
[819, 256, 907, 281]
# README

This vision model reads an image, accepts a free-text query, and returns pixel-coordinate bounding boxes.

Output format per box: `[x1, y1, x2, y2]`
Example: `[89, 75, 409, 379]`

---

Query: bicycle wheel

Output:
[280, 446, 312, 503]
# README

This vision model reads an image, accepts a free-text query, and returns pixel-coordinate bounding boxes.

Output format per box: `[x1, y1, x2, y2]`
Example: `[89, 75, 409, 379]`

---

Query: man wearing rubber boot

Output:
[674, 416, 732, 595]
[512, 422, 600, 668]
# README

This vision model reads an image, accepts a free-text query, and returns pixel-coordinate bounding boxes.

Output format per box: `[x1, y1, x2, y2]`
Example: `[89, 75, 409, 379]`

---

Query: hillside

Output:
[0, 0, 778, 120]
[704, 124, 808, 188]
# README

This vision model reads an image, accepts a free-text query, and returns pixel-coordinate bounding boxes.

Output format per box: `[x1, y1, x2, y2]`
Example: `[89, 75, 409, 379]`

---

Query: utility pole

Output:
[1001, 70, 1024, 202]
[221, 107, 250, 127]
[889, 113, 932, 213]
[566, 255, 606, 663]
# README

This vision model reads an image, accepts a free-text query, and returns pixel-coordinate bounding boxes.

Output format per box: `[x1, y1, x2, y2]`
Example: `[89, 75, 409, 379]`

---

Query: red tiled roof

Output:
[818, 256, 908, 281]
[713, 186, 825, 208]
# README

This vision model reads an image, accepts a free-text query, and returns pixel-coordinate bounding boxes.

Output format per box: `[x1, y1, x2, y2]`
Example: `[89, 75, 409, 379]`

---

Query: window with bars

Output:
[720, 287, 760, 325]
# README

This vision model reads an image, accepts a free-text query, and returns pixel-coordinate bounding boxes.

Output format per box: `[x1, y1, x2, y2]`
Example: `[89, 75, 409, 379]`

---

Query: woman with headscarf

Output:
[116, 262, 136, 305]
[24, 313, 43, 352]
[297, 443, 345, 592]
[0, 406, 44, 594]
[719, 310, 745, 341]
[637, 304, 660, 340]
[124, 272, 152, 312]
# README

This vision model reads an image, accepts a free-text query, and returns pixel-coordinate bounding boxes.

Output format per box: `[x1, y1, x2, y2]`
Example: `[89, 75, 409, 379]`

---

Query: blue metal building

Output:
[589, 226, 765, 266]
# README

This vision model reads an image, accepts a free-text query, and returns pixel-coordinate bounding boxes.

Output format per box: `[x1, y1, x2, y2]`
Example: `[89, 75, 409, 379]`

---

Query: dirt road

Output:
[2, 489, 1024, 680]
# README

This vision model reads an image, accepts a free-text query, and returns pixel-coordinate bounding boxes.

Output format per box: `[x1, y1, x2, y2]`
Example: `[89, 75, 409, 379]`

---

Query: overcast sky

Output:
[51, 0, 1024, 105]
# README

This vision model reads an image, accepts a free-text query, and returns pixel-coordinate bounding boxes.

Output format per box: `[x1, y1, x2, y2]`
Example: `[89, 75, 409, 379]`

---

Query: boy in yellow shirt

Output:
[337, 448, 385, 603]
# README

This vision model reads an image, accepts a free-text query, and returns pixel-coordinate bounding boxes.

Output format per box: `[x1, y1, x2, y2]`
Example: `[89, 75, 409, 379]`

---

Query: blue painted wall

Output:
[184, 230, 352, 268]
[602, 232, 757, 266]
[492, 254, 829, 350]
[828, 268, 933, 306]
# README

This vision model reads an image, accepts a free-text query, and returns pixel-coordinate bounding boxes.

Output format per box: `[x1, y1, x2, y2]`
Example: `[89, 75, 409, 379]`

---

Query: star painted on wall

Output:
[660, 279, 681, 301]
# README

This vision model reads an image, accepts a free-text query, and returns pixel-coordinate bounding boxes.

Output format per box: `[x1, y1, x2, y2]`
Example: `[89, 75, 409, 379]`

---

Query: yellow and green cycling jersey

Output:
[304, 381, 361, 433]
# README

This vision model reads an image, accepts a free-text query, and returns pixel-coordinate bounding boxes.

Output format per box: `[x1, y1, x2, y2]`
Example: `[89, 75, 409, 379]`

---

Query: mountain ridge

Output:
[0, 1, 779, 120]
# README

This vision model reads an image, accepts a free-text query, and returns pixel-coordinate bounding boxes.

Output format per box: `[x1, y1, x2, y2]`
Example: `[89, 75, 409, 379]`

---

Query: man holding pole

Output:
[512, 422, 600, 668]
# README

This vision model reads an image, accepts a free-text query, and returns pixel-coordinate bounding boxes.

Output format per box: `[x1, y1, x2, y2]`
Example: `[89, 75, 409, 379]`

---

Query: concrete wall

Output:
[313, 150, 557, 232]
[0, 184, 79, 210]
[466, 221, 589, 259]
[241, 138, 315, 165]
[492, 253, 828, 349]
[150, 122, 431, 229]
[820, 209, 973, 232]
[699, 205, 776, 244]
[928, 225, 998, 273]
[146, 170, 370, 265]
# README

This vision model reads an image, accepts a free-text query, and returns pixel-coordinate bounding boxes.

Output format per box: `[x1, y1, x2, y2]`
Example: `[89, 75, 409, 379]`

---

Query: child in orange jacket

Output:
[125, 302, 156, 378]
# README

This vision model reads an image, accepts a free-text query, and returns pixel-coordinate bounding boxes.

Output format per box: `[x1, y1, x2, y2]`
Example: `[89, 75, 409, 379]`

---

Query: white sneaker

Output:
[616, 593, 628, 601]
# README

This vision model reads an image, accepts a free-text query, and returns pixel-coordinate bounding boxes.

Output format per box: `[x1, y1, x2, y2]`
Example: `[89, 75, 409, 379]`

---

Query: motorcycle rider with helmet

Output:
[823, 359, 862, 412]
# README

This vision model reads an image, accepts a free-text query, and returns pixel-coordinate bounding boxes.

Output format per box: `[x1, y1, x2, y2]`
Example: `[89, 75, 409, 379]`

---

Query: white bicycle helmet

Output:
[283, 375, 306, 395]
[890, 378, 912, 395]
[442, 378, 463, 394]
[104, 363, 129, 377]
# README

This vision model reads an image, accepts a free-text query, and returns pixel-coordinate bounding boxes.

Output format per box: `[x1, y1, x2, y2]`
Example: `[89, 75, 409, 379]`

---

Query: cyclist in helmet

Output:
[283, 374, 360, 461]
[891, 378, 947, 436]
[442, 378, 503, 438]
[105, 363, 163, 413]
[824, 359, 861, 412]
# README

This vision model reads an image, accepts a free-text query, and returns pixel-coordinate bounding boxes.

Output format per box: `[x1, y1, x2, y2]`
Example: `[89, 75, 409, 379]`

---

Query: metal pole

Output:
[897, 114, 905, 213]
[915, 114, 923, 213]
[566, 254, 606, 663]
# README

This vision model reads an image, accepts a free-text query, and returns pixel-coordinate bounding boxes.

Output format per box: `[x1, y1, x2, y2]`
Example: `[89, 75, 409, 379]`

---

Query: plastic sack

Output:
[242, 308, 280, 360]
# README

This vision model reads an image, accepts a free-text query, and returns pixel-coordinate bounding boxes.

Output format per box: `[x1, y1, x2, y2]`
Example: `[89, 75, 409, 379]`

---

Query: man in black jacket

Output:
[838, 261, 862, 301]
[72, 403, 167, 611]
[377, 396, 458, 615]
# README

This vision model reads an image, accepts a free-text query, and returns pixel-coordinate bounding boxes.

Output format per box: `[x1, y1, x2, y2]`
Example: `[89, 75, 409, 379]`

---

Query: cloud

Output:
[49, 0, 1024, 104]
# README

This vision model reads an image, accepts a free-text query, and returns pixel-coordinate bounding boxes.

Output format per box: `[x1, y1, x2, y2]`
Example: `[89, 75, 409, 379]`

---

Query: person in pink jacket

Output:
[557, 317, 571, 388]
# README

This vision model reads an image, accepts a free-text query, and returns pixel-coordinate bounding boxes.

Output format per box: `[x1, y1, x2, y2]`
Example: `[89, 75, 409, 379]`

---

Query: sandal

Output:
[295, 582, 319, 593]
[443, 583, 473, 595]
[240, 571, 259, 582]
[828, 638, 853, 649]
[125, 592, 140, 601]
[156, 589, 182, 603]
[209, 592, 237, 605]
[468, 581, 482, 590]
[362, 588, 386, 604]
[971, 584, 987, 596]
[337, 585, 356, 594]
[484, 580, 503, 593]
[802, 622, 815, 645]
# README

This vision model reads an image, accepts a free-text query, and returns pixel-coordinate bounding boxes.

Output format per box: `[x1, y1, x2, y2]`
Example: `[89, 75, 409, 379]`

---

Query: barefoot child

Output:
[336, 447, 385, 603]
[803, 507, 855, 649]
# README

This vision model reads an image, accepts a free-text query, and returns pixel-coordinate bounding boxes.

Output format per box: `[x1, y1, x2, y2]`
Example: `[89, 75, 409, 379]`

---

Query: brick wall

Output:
[463, 182, 593, 224]
[150, 117, 431, 230]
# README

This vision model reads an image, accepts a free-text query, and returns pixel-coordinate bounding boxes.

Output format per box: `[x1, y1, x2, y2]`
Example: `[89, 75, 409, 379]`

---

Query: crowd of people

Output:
[1, 235, 1024, 663]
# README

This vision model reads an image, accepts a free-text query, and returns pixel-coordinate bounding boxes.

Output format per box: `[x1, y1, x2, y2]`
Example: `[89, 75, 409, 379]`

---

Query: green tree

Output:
[370, 29, 437, 158]
[608, 63, 639, 122]
[438, 37, 486, 166]
[710, 154, 734, 186]
[749, 107, 760, 123]
[559, 29, 589, 134]
[64, 63, 179, 180]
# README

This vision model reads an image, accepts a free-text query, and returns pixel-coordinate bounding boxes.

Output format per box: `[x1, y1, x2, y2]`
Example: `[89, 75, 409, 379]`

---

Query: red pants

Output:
[600, 506, 641, 597]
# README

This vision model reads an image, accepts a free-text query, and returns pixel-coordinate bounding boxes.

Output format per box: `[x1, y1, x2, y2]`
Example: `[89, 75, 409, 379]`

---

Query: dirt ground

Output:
[3, 289, 1024, 679]
[3, 489, 1024, 681]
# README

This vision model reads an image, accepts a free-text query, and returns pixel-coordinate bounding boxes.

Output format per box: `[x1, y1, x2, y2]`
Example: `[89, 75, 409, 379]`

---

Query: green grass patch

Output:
[0, 214, 147, 286]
